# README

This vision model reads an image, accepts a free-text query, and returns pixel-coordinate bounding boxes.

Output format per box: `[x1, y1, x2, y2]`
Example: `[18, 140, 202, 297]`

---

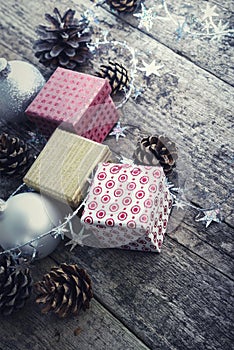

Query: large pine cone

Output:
[107, 0, 138, 13]
[0, 255, 32, 316]
[134, 135, 178, 175]
[97, 61, 130, 94]
[34, 8, 92, 70]
[34, 263, 93, 318]
[0, 133, 30, 175]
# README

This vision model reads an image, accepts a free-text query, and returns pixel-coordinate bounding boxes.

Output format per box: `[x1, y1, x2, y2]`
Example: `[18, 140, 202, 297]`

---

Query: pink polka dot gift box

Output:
[81, 163, 173, 252]
[25, 67, 119, 142]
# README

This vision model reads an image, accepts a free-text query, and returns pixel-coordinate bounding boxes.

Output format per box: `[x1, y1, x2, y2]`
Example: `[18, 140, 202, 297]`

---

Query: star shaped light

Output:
[195, 208, 221, 228]
[201, 4, 219, 21]
[109, 122, 128, 142]
[133, 86, 144, 100]
[134, 4, 157, 32]
[65, 239, 79, 252]
[173, 199, 187, 210]
[165, 179, 183, 194]
[65, 227, 90, 251]
[52, 224, 69, 239]
[138, 60, 164, 78]
[211, 20, 230, 42]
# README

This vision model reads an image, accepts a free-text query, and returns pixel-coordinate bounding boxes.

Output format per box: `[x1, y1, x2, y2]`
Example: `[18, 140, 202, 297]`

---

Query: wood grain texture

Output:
[102, 0, 234, 85]
[51, 239, 234, 350]
[0, 257, 150, 350]
[0, 0, 233, 350]
[1, 0, 233, 222]
[2, 2, 234, 224]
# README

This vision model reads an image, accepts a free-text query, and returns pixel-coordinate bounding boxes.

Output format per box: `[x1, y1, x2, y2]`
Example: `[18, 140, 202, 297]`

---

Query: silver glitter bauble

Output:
[0, 192, 62, 259]
[0, 58, 45, 121]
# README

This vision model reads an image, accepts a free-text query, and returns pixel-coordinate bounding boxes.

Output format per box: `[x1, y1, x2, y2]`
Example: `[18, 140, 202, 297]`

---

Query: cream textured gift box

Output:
[25, 67, 119, 142]
[81, 163, 172, 252]
[23, 128, 112, 207]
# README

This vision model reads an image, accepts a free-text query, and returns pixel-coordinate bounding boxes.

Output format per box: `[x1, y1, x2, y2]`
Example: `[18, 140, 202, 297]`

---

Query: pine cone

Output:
[34, 263, 93, 318]
[0, 255, 32, 316]
[134, 135, 178, 175]
[107, 0, 138, 13]
[34, 8, 92, 70]
[97, 61, 130, 94]
[0, 133, 30, 175]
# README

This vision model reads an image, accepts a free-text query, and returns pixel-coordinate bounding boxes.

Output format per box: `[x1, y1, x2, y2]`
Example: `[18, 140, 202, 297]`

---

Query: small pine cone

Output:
[34, 263, 93, 318]
[34, 8, 92, 70]
[134, 135, 178, 175]
[0, 133, 30, 175]
[0, 255, 33, 316]
[107, 0, 138, 13]
[97, 61, 130, 94]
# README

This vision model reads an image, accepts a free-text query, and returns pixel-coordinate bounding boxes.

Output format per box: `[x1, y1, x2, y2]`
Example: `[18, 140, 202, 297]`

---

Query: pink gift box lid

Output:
[25, 67, 112, 128]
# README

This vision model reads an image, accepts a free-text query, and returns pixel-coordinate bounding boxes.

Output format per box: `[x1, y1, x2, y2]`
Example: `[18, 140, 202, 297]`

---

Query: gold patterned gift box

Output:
[23, 128, 112, 207]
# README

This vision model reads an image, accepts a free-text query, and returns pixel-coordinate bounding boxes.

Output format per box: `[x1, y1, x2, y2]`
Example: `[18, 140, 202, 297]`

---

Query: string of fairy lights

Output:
[0, 0, 233, 262]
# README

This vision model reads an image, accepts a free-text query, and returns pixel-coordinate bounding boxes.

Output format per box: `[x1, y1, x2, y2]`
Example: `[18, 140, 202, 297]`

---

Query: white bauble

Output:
[0, 192, 62, 259]
[0, 58, 45, 121]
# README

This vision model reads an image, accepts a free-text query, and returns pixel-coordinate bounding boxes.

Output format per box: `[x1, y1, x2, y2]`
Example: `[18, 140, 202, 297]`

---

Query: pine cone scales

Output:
[0, 133, 30, 175]
[134, 135, 178, 175]
[107, 0, 138, 13]
[35, 263, 93, 318]
[98, 61, 129, 94]
[34, 8, 92, 70]
[0, 255, 32, 316]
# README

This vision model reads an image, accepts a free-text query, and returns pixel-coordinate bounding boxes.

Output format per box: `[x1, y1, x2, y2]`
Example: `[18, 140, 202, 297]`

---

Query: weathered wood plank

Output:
[52, 239, 234, 350]
[0, 0, 233, 259]
[102, 0, 234, 85]
[0, 257, 150, 350]
[169, 211, 234, 279]
[0, 2, 233, 350]
[174, 207, 234, 259]
[1, 0, 233, 224]
[211, 0, 234, 10]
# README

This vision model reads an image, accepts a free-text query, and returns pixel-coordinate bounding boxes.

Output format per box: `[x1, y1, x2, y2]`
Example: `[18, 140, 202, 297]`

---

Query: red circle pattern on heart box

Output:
[81, 163, 172, 252]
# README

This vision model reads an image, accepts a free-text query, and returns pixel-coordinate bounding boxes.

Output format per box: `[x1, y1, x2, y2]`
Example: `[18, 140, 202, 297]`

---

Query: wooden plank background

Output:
[0, 1, 233, 349]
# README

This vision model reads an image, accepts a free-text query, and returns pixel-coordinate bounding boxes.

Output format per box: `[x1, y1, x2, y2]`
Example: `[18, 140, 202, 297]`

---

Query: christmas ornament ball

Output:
[0, 192, 62, 259]
[0, 58, 45, 121]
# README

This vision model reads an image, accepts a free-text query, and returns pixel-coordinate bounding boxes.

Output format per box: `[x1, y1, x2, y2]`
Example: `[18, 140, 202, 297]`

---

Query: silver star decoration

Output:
[64, 213, 73, 222]
[134, 4, 157, 32]
[195, 208, 221, 228]
[138, 60, 164, 78]
[65, 227, 90, 251]
[109, 122, 128, 142]
[52, 224, 69, 239]
[211, 20, 230, 42]
[133, 86, 144, 100]
[173, 199, 187, 210]
[165, 180, 183, 194]
[201, 4, 218, 21]
[65, 239, 79, 251]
